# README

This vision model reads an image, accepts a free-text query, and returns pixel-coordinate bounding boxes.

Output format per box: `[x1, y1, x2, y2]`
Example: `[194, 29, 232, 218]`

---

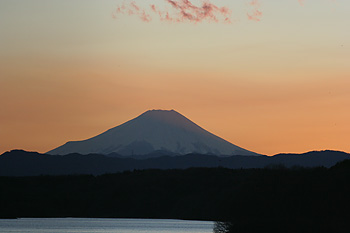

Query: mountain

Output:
[48, 109, 259, 156]
[1, 150, 349, 176]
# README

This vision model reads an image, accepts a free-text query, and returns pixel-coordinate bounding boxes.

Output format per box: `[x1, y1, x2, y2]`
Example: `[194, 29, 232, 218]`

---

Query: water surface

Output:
[0, 218, 214, 233]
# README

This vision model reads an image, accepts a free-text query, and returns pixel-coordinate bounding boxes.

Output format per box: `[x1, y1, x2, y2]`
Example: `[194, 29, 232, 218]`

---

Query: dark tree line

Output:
[1, 160, 350, 232]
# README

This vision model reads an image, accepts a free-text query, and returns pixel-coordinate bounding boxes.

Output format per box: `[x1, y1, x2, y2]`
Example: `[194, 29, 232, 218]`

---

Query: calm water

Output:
[0, 218, 214, 233]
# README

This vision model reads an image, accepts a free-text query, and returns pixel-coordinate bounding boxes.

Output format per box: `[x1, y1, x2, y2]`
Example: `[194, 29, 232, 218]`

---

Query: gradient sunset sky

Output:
[1, 0, 349, 155]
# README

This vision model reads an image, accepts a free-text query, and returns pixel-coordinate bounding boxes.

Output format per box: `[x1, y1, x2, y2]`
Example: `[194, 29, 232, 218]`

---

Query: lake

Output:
[0, 218, 214, 233]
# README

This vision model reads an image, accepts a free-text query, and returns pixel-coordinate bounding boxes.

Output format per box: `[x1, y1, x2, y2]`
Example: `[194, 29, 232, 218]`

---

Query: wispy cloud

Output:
[247, 0, 262, 21]
[113, 0, 334, 23]
[114, 0, 232, 23]
[114, 1, 152, 22]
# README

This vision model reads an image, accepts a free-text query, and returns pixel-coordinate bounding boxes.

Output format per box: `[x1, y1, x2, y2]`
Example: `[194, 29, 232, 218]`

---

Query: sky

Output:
[0, 0, 349, 156]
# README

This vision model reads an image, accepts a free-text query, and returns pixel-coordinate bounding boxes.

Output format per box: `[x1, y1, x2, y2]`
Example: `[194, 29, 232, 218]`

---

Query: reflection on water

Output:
[0, 218, 214, 233]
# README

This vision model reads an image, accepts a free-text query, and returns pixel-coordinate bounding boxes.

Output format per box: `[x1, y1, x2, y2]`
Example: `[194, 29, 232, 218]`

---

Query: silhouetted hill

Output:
[0, 149, 349, 176]
[269, 150, 350, 167]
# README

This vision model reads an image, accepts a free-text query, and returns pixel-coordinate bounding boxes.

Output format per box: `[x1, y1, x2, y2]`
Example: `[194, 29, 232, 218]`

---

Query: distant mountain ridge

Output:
[48, 109, 259, 157]
[1, 149, 349, 176]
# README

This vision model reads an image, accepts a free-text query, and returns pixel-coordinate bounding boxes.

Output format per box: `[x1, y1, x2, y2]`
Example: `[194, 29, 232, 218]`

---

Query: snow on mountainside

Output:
[48, 109, 260, 156]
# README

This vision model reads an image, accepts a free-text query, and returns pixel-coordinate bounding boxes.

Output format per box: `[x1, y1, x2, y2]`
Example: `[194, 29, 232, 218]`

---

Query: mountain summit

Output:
[48, 109, 259, 156]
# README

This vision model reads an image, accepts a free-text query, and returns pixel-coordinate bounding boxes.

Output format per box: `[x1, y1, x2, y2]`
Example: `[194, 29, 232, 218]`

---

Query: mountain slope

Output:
[48, 109, 259, 156]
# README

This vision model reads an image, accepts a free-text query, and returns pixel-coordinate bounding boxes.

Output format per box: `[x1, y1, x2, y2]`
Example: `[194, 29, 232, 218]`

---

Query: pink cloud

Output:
[114, 0, 333, 23]
[247, 9, 262, 22]
[249, 0, 260, 7]
[115, 1, 152, 22]
[115, 0, 232, 23]
[247, 0, 262, 21]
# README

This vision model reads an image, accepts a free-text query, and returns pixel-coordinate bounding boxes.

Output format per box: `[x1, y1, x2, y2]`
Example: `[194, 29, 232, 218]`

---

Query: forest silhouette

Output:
[1, 159, 350, 232]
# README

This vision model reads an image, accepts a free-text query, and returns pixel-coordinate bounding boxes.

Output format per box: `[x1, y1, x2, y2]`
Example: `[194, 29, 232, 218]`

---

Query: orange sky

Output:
[1, 0, 349, 155]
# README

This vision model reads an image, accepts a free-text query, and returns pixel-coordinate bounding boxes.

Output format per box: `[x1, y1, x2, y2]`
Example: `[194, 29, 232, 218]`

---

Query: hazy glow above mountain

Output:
[0, 0, 349, 155]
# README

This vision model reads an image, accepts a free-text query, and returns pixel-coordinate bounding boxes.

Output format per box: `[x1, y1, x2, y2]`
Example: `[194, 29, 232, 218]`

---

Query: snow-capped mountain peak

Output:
[48, 109, 260, 157]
